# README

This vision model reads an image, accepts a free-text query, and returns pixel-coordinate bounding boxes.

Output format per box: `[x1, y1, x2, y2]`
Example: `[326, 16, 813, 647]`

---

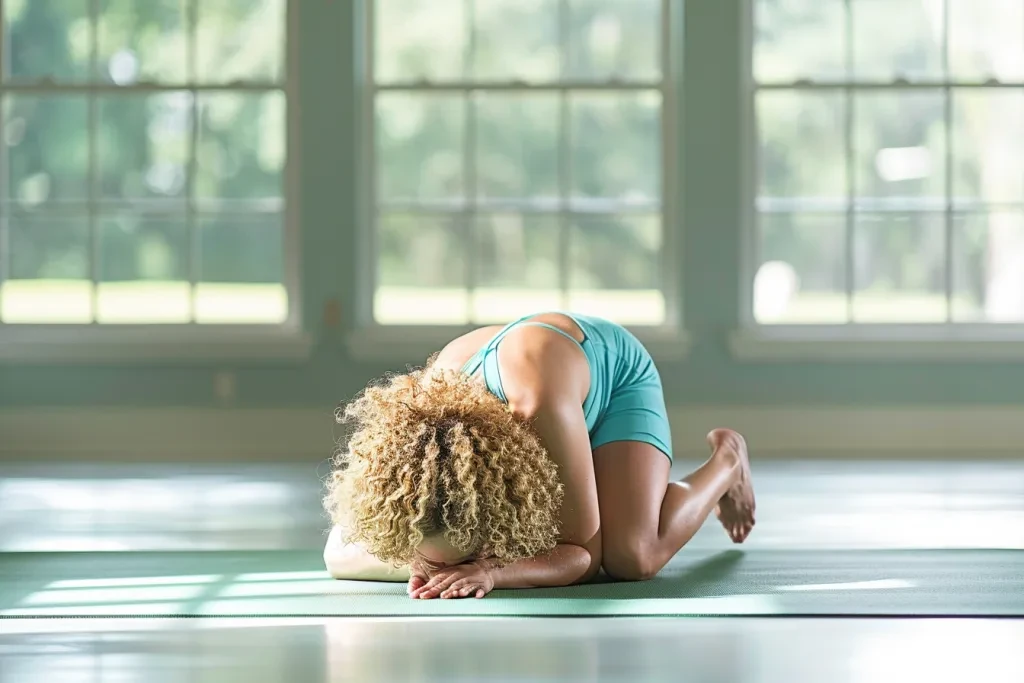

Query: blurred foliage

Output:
[374, 0, 663, 296]
[5, 0, 1021, 324]
[2, 0, 285, 286]
[755, 0, 1024, 320]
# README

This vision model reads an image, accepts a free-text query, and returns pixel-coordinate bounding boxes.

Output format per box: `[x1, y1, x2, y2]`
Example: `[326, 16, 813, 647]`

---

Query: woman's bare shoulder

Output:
[427, 316, 589, 412]
[432, 314, 582, 371]
[430, 325, 504, 372]
[498, 318, 591, 414]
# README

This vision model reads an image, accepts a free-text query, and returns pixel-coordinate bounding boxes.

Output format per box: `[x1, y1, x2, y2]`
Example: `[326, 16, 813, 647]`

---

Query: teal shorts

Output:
[588, 355, 673, 463]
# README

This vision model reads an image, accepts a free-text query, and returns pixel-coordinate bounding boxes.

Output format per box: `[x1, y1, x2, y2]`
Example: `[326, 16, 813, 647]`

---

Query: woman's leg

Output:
[593, 429, 755, 581]
[324, 524, 412, 582]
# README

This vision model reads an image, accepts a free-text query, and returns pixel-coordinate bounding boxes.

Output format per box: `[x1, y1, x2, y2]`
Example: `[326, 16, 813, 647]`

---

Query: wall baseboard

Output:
[675, 406, 1024, 458]
[0, 408, 339, 463]
[1, 406, 1021, 463]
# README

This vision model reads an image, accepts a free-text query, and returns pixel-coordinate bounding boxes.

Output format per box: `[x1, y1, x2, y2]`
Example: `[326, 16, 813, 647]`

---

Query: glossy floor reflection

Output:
[0, 463, 328, 552]
[2, 617, 1024, 683]
[0, 459, 1022, 682]
[1, 460, 1022, 552]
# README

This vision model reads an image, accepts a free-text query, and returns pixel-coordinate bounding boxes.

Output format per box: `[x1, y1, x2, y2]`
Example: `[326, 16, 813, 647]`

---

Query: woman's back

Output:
[431, 311, 671, 460]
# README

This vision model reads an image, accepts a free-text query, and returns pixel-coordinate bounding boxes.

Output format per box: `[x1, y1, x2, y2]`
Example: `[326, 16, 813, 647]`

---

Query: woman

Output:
[323, 311, 755, 599]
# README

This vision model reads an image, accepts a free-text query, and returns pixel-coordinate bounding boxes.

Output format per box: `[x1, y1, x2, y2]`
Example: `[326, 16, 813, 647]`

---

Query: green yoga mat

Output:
[1, 549, 1021, 618]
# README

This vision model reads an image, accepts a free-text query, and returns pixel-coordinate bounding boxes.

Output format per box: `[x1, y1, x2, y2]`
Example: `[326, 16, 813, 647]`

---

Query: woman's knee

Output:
[601, 539, 661, 582]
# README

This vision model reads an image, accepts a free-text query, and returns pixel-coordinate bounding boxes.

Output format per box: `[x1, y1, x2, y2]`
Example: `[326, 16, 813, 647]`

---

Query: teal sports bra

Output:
[460, 312, 629, 434]
[460, 312, 672, 459]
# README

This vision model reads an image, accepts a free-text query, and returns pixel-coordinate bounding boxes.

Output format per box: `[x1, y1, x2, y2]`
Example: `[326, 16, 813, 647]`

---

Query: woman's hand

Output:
[407, 569, 428, 597]
[409, 560, 495, 600]
[407, 559, 432, 596]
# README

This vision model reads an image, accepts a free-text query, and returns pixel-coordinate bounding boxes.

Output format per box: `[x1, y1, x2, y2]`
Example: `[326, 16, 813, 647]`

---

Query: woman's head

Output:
[324, 362, 563, 568]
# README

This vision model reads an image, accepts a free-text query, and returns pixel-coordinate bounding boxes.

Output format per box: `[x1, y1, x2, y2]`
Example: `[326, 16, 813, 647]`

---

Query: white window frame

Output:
[734, 0, 1024, 361]
[0, 0, 309, 363]
[349, 0, 691, 362]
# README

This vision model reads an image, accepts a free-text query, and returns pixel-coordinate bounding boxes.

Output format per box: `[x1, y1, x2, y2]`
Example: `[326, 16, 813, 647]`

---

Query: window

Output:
[0, 0, 290, 326]
[368, 0, 673, 327]
[751, 0, 1024, 326]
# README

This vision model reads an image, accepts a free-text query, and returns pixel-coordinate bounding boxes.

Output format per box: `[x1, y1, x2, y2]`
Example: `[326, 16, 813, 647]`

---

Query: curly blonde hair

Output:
[324, 362, 564, 567]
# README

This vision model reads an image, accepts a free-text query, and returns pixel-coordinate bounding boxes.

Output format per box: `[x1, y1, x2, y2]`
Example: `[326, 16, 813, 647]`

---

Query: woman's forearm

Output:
[489, 544, 597, 589]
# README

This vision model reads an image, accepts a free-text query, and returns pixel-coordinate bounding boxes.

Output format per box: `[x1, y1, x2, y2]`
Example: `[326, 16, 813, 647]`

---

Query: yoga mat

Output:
[1, 549, 1021, 618]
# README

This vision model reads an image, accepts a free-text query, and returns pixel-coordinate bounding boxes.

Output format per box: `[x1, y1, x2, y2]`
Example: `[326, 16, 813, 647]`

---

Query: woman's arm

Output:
[412, 396, 602, 599]
[498, 337, 605, 586]
[412, 335, 605, 600]
[489, 543, 596, 589]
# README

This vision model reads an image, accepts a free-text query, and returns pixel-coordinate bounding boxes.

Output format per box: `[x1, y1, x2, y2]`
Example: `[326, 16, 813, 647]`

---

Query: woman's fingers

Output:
[439, 579, 490, 599]
[410, 571, 449, 599]
[417, 571, 462, 599]
[407, 575, 427, 596]
[409, 565, 492, 600]
[440, 578, 476, 599]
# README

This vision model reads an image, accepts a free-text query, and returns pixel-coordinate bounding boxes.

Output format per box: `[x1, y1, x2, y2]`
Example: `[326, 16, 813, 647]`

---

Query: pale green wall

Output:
[1, 0, 1021, 409]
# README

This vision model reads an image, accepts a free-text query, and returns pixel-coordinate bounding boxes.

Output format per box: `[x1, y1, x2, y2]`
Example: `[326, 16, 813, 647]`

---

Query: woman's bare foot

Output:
[707, 429, 756, 544]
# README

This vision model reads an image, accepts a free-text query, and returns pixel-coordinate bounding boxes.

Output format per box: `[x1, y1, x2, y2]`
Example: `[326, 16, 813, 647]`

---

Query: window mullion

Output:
[0, 82, 279, 93]
[0, 8, 7, 322]
[187, 0, 199, 324]
[463, 0, 476, 323]
[659, 0, 674, 326]
[463, 97, 477, 322]
[558, 0, 571, 310]
[844, 0, 855, 323]
[462, 0, 477, 321]
[755, 81, 1024, 90]
[942, 0, 954, 323]
[364, 0, 379, 326]
[374, 81, 658, 92]
[88, 0, 100, 323]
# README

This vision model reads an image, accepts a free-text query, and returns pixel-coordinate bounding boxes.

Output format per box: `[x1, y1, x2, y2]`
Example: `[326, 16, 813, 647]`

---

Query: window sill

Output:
[730, 325, 1024, 361]
[0, 326, 314, 364]
[348, 325, 693, 363]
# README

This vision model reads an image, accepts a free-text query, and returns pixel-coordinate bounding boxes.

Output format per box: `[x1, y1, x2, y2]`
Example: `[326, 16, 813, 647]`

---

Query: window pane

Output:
[852, 0, 945, 81]
[3, 0, 91, 81]
[853, 213, 946, 322]
[97, 0, 187, 84]
[476, 94, 559, 200]
[758, 91, 846, 203]
[952, 90, 1024, 208]
[377, 94, 464, 202]
[472, 213, 561, 323]
[195, 92, 285, 205]
[571, 92, 660, 202]
[756, 213, 847, 323]
[953, 212, 1024, 322]
[375, 0, 466, 82]
[98, 93, 192, 201]
[568, 215, 663, 324]
[754, 0, 846, 83]
[567, 0, 660, 81]
[854, 91, 945, 208]
[473, 0, 559, 82]
[4, 95, 89, 205]
[2, 213, 91, 323]
[949, 0, 1024, 82]
[195, 0, 284, 83]
[374, 213, 468, 324]
[97, 213, 189, 323]
[196, 213, 286, 324]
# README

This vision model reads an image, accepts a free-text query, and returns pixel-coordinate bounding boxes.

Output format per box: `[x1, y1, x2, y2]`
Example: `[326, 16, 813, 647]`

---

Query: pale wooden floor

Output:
[0, 459, 1022, 682]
